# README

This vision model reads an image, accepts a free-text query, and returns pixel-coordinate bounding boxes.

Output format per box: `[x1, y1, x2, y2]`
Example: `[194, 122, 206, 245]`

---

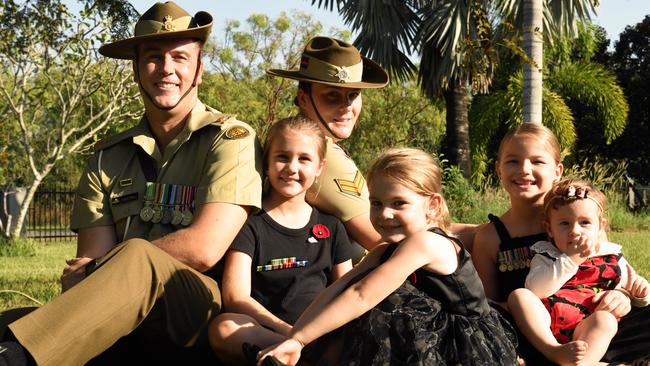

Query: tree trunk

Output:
[443, 83, 472, 179]
[10, 179, 42, 238]
[522, 0, 544, 124]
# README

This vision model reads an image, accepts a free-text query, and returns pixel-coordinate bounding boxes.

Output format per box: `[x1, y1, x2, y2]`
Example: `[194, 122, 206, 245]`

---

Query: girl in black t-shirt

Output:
[208, 116, 354, 365]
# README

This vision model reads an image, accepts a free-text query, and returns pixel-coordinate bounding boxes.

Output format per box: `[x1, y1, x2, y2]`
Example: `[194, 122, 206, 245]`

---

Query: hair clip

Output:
[565, 185, 588, 199]
[545, 184, 603, 213]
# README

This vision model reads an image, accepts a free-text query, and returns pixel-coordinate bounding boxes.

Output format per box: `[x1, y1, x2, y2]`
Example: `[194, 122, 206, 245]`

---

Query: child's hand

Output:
[593, 290, 632, 318]
[625, 271, 650, 299]
[566, 235, 597, 264]
[257, 338, 303, 366]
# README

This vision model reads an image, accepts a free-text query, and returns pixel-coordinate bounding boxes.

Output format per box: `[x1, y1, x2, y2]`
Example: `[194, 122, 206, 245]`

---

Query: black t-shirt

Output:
[229, 207, 354, 324]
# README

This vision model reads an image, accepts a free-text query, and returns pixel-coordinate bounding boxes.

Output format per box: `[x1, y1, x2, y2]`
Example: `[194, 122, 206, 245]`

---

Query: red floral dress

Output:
[542, 254, 622, 343]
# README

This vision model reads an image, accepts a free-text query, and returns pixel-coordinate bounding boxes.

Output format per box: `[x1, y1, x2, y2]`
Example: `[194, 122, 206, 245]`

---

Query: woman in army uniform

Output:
[267, 37, 477, 254]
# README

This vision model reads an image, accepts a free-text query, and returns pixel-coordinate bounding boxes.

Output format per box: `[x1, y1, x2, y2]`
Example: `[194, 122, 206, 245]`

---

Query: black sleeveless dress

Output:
[337, 228, 518, 365]
[488, 214, 650, 363]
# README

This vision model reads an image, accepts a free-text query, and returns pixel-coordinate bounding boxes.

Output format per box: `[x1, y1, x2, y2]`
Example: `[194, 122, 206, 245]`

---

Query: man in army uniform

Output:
[0, 2, 262, 365]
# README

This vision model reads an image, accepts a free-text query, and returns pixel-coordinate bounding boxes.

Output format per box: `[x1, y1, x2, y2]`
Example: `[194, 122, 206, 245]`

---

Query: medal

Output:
[179, 185, 195, 226]
[161, 207, 172, 224]
[497, 251, 507, 272]
[181, 208, 193, 226]
[160, 185, 172, 224]
[171, 210, 183, 226]
[140, 206, 155, 222]
[140, 182, 155, 222]
[151, 206, 162, 223]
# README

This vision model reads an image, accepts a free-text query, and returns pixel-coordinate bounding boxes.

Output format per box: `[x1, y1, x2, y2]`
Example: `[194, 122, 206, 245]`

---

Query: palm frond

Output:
[542, 87, 576, 152]
[492, 0, 597, 44]
[547, 61, 628, 143]
[311, 0, 422, 82]
[544, 0, 597, 40]
[419, 0, 497, 97]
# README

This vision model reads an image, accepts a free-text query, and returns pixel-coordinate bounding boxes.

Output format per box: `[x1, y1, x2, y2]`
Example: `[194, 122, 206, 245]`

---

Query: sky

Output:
[125, 0, 650, 47]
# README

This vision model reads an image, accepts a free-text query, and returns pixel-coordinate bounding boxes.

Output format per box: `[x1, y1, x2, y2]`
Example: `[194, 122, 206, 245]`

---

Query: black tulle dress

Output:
[336, 228, 518, 366]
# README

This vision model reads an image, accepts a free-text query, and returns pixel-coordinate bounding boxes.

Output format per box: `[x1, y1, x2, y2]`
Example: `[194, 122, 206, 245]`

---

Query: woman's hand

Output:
[257, 338, 303, 366]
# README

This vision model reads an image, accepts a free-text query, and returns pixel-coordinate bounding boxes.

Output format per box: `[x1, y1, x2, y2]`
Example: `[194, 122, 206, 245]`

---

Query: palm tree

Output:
[311, 0, 597, 178]
[496, 0, 598, 124]
[469, 23, 628, 183]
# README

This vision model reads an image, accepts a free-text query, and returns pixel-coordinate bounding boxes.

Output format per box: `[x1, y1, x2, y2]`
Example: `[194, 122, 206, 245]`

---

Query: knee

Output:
[208, 313, 246, 348]
[592, 310, 618, 331]
[508, 288, 533, 307]
[118, 238, 159, 257]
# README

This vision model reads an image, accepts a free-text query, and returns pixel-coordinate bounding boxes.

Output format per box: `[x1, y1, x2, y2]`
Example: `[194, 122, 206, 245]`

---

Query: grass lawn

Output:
[0, 240, 75, 309]
[1, 231, 649, 310]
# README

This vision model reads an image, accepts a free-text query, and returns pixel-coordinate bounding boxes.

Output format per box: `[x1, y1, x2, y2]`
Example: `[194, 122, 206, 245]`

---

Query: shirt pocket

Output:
[110, 189, 142, 240]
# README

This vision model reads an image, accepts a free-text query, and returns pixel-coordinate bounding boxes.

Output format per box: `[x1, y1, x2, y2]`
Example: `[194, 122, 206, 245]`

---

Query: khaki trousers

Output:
[8, 239, 221, 366]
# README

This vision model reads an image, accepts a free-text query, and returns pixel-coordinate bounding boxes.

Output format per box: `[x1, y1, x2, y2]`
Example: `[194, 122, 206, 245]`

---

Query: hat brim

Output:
[267, 56, 388, 89]
[99, 11, 212, 60]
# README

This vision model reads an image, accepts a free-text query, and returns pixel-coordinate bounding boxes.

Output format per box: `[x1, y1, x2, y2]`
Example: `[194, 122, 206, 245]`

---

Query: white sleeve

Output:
[525, 253, 579, 298]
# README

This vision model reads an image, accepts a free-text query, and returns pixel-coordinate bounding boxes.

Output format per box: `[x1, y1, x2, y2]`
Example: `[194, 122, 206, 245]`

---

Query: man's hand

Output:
[593, 289, 632, 318]
[61, 257, 94, 292]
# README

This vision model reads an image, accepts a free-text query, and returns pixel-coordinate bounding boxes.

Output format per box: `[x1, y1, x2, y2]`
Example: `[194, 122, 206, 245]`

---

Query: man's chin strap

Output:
[134, 54, 202, 111]
[308, 87, 346, 141]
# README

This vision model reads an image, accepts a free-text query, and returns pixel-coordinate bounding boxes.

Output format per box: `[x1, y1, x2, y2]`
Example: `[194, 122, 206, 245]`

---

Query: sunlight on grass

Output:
[0, 240, 75, 309]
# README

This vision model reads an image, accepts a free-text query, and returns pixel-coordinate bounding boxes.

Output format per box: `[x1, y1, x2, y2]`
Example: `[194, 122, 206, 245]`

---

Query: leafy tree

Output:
[203, 11, 349, 137]
[606, 15, 650, 184]
[0, 0, 141, 238]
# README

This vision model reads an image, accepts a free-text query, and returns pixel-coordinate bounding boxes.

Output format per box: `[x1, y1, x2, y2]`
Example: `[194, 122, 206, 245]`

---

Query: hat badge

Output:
[335, 67, 350, 82]
[163, 15, 176, 31]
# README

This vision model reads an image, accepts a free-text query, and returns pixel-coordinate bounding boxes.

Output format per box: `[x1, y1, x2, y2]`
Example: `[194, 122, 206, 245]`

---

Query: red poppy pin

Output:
[308, 224, 330, 243]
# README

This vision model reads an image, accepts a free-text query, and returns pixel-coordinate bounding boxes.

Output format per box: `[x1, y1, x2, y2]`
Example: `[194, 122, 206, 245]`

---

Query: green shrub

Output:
[563, 158, 628, 192]
[443, 165, 509, 224]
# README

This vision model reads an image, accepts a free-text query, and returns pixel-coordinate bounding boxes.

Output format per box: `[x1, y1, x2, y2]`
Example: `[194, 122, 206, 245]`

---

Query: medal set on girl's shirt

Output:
[140, 182, 194, 226]
[497, 247, 532, 272]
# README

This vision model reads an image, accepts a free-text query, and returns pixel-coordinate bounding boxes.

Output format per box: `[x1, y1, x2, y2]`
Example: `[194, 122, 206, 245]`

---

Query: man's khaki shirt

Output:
[71, 101, 263, 241]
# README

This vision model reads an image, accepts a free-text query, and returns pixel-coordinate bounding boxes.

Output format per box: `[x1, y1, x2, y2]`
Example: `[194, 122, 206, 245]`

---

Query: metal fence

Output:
[27, 186, 76, 241]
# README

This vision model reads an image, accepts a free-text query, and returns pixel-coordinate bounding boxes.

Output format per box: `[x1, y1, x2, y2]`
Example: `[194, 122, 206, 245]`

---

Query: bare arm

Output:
[293, 231, 453, 345]
[330, 259, 353, 282]
[222, 250, 292, 335]
[342, 213, 381, 251]
[152, 202, 250, 272]
[472, 224, 500, 301]
[450, 222, 484, 254]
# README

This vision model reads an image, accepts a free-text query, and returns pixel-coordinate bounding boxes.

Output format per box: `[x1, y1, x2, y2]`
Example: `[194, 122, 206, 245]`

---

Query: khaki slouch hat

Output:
[267, 36, 389, 89]
[99, 1, 213, 60]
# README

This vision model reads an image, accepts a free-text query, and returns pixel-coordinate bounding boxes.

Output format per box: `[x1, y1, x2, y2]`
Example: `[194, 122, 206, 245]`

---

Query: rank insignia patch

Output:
[334, 171, 365, 197]
[225, 126, 250, 140]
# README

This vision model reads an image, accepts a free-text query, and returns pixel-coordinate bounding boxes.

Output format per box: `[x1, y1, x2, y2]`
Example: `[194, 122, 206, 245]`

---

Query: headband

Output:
[544, 185, 604, 213]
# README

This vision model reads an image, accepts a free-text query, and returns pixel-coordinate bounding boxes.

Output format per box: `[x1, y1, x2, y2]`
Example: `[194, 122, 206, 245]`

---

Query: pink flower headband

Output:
[544, 185, 604, 213]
